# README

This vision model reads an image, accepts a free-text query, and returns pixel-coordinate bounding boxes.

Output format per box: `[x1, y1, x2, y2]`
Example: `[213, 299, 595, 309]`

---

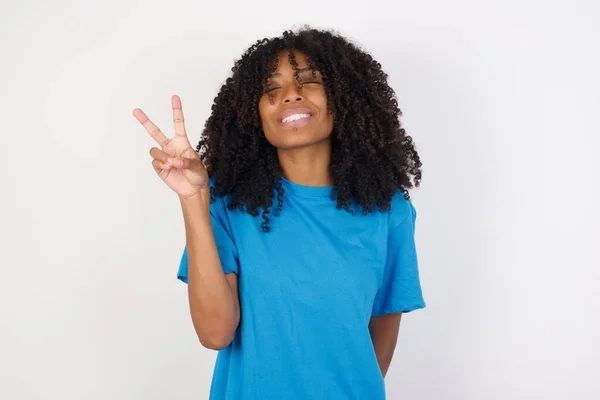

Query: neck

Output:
[277, 138, 333, 187]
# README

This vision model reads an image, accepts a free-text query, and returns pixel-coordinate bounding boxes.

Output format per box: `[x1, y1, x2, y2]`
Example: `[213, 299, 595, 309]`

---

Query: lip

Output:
[278, 108, 314, 125]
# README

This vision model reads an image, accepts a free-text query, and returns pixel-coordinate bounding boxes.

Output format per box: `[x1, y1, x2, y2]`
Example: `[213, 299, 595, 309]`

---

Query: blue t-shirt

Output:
[177, 177, 425, 399]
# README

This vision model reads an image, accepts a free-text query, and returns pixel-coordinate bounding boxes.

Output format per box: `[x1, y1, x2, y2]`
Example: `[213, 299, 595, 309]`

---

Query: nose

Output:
[282, 85, 304, 104]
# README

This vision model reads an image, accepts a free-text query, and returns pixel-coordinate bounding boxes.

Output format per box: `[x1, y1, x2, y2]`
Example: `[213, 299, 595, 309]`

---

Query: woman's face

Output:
[258, 50, 334, 151]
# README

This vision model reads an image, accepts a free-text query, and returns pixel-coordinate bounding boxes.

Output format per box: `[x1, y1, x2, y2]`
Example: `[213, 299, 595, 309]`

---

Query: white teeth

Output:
[282, 113, 310, 123]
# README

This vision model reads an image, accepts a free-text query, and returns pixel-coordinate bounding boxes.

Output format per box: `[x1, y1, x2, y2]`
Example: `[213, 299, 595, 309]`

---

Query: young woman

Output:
[134, 27, 425, 400]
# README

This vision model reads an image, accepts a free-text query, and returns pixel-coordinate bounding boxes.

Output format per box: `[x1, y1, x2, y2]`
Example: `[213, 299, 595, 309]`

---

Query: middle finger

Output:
[134, 108, 169, 147]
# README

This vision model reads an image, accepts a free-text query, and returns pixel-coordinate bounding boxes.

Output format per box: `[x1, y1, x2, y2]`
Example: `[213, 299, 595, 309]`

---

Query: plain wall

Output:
[1, 0, 599, 399]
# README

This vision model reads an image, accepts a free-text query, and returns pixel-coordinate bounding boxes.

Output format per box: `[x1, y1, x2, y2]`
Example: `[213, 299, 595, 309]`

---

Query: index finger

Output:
[133, 108, 169, 147]
[171, 95, 187, 137]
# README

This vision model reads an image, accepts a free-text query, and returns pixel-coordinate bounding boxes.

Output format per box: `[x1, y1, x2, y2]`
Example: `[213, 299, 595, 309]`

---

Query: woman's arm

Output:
[369, 313, 402, 377]
[180, 190, 240, 350]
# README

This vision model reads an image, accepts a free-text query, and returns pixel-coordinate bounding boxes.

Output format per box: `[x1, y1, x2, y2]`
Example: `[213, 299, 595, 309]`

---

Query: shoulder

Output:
[207, 177, 255, 231]
[208, 177, 232, 218]
[388, 189, 416, 230]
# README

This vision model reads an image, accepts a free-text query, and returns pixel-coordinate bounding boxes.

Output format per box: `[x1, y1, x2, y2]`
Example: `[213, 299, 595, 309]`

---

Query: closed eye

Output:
[301, 79, 321, 85]
[263, 79, 321, 94]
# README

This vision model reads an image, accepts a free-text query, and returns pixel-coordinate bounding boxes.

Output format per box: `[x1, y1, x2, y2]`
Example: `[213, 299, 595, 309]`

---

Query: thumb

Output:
[173, 156, 204, 173]
[169, 147, 201, 170]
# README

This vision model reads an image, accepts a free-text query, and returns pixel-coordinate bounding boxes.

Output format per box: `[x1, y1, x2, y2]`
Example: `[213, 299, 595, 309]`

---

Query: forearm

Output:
[369, 312, 402, 377]
[180, 191, 240, 349]
[372, 337, 397, 377]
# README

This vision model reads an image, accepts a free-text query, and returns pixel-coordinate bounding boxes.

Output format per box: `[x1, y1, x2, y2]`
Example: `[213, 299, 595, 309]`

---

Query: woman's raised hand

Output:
[133, 95, 209, 199]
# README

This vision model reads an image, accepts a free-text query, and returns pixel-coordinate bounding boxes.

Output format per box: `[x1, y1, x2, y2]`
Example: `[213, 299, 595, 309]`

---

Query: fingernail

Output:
[175, 158, 183, 167]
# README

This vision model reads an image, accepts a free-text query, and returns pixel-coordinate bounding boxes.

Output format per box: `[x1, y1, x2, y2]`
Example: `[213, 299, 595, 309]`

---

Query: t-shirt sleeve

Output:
[371, 198, 425, 316]
[177, 194, 239, 283]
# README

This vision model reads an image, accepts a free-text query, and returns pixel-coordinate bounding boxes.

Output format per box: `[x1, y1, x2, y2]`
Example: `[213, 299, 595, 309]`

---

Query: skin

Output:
[133, 50, 403, 375]
[258, 51, 334, 187]
[370, 313, 402, 377]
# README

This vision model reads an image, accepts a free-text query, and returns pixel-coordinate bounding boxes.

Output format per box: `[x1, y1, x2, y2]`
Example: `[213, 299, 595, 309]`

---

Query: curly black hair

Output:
[196, 27, 422, 232]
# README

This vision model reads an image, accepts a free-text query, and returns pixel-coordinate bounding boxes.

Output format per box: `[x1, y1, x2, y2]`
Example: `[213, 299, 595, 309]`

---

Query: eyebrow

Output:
[268, 67, 315, 78]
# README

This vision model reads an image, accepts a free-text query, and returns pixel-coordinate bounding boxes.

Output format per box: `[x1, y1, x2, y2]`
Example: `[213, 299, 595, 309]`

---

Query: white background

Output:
[1, 0, 599, 399]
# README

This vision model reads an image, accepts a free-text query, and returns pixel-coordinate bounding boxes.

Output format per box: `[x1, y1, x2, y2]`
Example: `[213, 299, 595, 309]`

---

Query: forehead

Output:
[269, 50, 312, 73]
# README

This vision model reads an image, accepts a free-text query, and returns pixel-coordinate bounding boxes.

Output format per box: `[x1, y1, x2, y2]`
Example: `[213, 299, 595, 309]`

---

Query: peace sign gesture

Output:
[133, 95, 209, 199]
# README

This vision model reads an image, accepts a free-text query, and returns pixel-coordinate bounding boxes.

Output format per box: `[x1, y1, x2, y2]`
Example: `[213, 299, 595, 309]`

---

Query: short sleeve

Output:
[371, 199, 425, 316]
[177, 193, 239, 283]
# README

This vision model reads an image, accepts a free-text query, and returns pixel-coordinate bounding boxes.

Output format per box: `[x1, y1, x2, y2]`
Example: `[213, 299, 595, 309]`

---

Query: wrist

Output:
[179, 189, 211, 215]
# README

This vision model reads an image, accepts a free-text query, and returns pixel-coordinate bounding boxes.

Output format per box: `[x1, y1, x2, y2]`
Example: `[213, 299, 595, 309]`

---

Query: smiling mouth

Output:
[280, 112, 312, 125]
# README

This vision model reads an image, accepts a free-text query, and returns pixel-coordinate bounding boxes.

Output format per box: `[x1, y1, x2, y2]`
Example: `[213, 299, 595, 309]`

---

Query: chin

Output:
[268, 134, 329, 151]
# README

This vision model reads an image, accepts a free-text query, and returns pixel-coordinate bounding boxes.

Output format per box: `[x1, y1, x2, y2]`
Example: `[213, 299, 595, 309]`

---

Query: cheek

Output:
[311, 93, 330, 118]
[258, 98, 267, 119]
[258, 100, 274, 128]
[320, 101, 334, 127]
